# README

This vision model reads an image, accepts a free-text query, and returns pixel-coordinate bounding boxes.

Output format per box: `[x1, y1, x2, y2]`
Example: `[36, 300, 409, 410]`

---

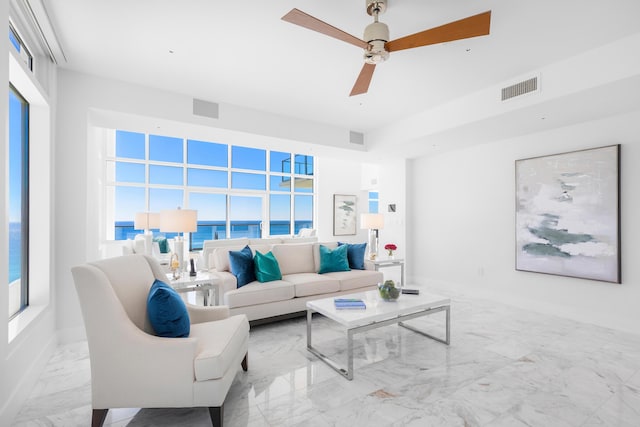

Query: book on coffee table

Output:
[334, 298, 366, 309]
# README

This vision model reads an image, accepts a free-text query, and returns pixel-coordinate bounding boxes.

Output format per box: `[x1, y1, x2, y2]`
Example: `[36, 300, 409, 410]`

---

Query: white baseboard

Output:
[56, 325, 87, 345]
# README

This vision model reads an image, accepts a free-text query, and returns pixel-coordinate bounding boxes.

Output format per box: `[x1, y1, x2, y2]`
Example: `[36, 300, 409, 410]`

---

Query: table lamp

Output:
[360, 213, 384, 260]
[134, 212, 160, 255]
[159, 208, 197, 273]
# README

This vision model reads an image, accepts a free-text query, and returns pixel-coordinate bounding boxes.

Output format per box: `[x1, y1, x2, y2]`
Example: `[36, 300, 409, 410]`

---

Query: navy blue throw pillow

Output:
[147, 279, 190, 338]
[229, 245, 256, 287]
[338, 242, 367, 270]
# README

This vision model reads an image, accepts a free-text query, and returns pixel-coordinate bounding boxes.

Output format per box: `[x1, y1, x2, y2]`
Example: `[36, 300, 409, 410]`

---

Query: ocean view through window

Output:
[8, 85, 29, 318]
[107, 131, 315, 250]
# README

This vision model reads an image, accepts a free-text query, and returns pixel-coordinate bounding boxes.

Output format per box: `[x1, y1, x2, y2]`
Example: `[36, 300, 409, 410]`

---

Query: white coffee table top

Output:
[307, 290, 450, 328]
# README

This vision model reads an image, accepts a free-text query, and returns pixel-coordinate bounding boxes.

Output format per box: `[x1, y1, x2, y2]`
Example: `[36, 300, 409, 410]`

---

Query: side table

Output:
[166, 271, 220, 306]
[368, 258, 405, 287]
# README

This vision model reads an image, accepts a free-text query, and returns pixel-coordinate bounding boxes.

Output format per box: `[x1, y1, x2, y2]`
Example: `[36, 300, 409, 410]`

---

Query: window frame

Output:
[105, 132, 316, 250]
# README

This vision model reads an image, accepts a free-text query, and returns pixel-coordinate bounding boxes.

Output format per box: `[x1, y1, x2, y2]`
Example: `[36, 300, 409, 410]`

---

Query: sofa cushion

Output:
[254, 251, 283, 282]
[224, 280, 295, 309]
[271, 243, 315, 275]
[324, 269, 384, 292]
[319, 244, 350, 274]
[190, 314, 249, 381]
[228, 245, 256, 287]
[147, 279, 190, 338]
[313, 242, 338, 272]
[203, 238, 250, 270]
[213, 245, 245, 272]
[283, 273, 341, 297]
[338, 242, 367, 270]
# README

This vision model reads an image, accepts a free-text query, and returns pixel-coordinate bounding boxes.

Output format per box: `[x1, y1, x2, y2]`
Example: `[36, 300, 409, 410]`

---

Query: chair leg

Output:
[92, 408, 108, 427]
[241, 352, 248, 371]
[208, 404, 223, 427]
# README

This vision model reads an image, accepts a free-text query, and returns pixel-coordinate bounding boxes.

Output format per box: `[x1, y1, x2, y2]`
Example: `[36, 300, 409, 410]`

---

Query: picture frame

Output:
[515, 145, 620, 283]
[333, 194, 357, 236]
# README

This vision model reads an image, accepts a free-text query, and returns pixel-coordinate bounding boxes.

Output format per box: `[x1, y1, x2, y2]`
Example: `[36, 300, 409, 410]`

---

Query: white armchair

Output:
[71, 254, 249, 427]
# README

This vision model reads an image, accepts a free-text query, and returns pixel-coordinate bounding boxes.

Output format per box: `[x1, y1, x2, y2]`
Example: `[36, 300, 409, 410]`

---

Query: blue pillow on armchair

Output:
[338, 242, 367, 270]
[229, 245, 256, 287]
[147, 279, 190, 338]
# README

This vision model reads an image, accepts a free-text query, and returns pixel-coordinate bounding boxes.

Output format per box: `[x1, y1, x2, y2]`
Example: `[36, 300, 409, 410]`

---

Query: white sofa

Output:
[205, 238, 383, 322]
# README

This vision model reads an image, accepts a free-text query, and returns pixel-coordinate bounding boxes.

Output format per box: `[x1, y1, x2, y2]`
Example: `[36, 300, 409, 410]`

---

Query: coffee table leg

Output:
[346, 329, 354, 380]
[398, 305, 450, 345]
[306, 309, 354, 380]
[306, 309, 312, 348]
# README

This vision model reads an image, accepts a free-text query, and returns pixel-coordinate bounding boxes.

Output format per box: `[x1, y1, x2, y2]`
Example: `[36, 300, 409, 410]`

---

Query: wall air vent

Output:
[193, 98, 219, 119]
[349, 131, 365, 145]
[501, 76, 538, 101]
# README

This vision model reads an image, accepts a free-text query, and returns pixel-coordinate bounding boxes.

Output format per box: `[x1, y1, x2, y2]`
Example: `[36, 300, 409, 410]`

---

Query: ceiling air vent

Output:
[349, 131, 365, 145]
[501, 76, 538, 101]
[193, 98, 219, 119]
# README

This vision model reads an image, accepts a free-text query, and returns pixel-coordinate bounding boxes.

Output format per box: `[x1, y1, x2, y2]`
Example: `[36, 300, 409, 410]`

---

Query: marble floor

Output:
[11, 289, 640, 427]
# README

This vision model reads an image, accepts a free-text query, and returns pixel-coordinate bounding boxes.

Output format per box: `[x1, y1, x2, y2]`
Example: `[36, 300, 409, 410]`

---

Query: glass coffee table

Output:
[306, 290, 450, 380]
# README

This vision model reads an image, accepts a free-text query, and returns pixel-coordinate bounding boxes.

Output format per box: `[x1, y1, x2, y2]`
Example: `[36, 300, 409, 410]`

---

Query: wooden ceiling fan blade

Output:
[350, 63, 376, 96]
[386, 10, 491, 52]
[282, 8, 369, 49]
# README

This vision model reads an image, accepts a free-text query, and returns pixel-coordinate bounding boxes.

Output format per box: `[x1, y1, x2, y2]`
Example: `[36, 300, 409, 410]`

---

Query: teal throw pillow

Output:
[319, 244, 351, 274]
[338, 242, 367, 270]
[254, 251, 282, 283]
[153, 236, 169, 253]
[229, 245, 256, 287]
[147, 279, 190, 338]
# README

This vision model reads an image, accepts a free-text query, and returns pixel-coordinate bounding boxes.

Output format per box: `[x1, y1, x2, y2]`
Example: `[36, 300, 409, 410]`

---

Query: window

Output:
[106, 132, 315, 249]
[368, 191, 379, 213]
[9, 23, 32, 71]
[8, 85, 29, 318]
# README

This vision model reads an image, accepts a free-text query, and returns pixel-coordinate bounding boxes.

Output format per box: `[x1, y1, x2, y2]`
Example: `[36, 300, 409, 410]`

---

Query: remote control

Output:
[401, 288, 419, 295]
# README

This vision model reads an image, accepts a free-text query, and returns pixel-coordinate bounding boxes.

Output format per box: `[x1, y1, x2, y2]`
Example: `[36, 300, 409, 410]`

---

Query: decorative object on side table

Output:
[384, 243, 397, 258]
[378, 279, 400, 301]
[170, 252, 181, 280]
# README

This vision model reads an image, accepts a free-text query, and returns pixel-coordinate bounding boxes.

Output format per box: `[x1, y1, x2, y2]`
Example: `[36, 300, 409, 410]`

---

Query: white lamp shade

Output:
[159, 209, 198, 233]
[360, 213, 384, 230]
[134, 212, 160, 230]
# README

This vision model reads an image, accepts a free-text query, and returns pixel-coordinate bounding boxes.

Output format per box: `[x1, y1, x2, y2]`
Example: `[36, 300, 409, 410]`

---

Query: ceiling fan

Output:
[282, 0, 491, 96]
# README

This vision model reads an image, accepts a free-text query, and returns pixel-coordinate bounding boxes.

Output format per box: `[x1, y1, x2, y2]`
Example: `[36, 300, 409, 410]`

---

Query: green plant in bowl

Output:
[378, 280, 400, 301]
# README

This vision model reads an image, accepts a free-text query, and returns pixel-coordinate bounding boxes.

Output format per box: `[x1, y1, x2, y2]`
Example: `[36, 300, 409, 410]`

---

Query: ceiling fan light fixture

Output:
[363, 21, 389, 64]
[364, 40, 389, 64]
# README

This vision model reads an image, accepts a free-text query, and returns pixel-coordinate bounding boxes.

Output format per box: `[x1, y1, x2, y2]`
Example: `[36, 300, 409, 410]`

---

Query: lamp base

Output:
[367, 229, 378, 260]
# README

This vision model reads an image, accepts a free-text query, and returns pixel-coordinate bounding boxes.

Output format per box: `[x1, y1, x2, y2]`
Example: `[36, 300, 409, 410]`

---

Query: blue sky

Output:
[114, 130, 313, 224]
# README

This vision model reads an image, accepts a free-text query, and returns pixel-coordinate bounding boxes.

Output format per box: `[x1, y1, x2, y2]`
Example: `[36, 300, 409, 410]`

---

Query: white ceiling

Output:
[45, 0, 640, 150]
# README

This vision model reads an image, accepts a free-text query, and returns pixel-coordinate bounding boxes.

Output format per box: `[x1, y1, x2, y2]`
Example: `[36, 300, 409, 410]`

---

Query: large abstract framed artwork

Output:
[515, 145, 620, 283]
[333, 194, 357, 236]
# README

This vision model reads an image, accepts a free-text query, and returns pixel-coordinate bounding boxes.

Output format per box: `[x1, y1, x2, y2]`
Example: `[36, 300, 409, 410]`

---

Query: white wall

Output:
[409, 110, 640, 334]
[54, 70, 381, 340]
[0, 4, 58, 424]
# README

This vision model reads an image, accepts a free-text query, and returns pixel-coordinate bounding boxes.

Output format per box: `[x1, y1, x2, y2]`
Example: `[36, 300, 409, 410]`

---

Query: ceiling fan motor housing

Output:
[363, 21, 389, 64]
